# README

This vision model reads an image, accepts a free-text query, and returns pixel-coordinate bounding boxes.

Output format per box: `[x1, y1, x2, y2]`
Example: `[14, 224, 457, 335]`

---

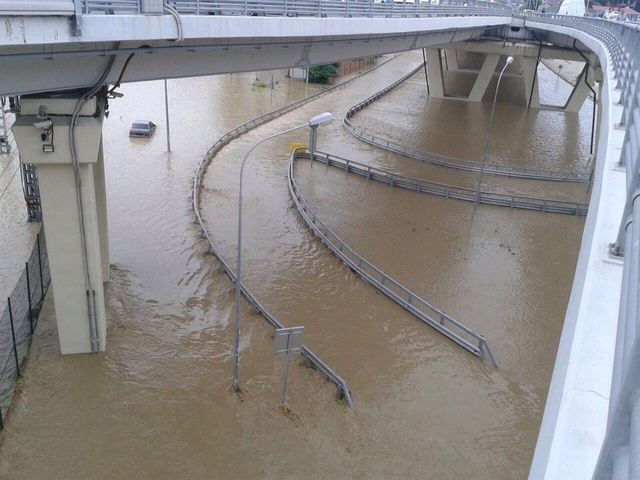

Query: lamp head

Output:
[506, 56, 514, 65]
[308, 112, 334, 127]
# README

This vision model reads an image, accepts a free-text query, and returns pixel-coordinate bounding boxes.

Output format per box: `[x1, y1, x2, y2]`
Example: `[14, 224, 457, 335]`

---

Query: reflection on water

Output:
[0, 52, 588, 478]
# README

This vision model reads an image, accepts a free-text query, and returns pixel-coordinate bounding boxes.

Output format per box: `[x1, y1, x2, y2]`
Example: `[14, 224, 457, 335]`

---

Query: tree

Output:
[308, 64, 339, 84]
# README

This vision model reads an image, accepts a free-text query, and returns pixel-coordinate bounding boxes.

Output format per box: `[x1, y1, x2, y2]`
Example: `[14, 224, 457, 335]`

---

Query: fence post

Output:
[37, 233, 44, 300]
[0, 407, 3, 430]
[7, 298, 21, 377]
[25, 262, 34, 335]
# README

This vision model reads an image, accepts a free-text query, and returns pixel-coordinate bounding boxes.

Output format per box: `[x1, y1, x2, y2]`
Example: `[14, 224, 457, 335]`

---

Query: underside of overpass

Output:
[2, 10, 602, 356]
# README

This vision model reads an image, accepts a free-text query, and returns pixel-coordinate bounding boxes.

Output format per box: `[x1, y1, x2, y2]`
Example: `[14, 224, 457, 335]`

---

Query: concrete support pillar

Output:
[565, 64, 593, 113]
[426, 48, 445, 98]
[444, 49, 460, 71]
[94, 138, 110, 283]
[468, 53, 501, 103]
[522, 56, 541, 109]
[12, 94, 108, 354]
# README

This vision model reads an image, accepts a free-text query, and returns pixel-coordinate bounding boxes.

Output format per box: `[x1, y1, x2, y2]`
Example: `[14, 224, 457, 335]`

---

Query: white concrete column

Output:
[94, 137, 110, 283]
[521, 56, 541, 109]
[426, 48, 445, 98]
[565, 64, 593, 113]
[12, 95, 107, 354]
[468, 53, 501, 103]
[444, 49, 460, 71]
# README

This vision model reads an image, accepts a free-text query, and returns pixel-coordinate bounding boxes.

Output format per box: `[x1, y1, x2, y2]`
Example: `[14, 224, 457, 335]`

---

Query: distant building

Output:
[586, 2, 639, 16]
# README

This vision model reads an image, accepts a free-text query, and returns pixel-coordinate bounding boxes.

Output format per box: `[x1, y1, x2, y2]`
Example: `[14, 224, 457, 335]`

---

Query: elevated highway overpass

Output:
[1, 3, 640, 479]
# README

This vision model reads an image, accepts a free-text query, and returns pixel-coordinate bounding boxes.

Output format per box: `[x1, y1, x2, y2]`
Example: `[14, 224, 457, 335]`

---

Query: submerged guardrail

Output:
[191, 55, 404, 412]
[310, 151, 588, 216]
[288, 150, 499, 367]
[344, 63, 592, 183]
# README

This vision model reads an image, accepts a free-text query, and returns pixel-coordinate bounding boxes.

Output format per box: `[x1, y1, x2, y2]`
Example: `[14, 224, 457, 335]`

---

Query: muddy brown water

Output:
[0, 51, 590, 478]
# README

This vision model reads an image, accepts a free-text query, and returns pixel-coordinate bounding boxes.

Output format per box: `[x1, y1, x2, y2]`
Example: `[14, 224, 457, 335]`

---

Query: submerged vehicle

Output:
[129, 120, 156, 138]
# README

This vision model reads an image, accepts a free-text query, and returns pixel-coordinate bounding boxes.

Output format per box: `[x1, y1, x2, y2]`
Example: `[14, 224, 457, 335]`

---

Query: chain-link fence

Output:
[0, 229, 49, 429]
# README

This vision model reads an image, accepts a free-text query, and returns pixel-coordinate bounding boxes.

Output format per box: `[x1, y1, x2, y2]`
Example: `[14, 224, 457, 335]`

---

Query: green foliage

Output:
[308, 64, 339, 84]
[252, 77, 267, 89]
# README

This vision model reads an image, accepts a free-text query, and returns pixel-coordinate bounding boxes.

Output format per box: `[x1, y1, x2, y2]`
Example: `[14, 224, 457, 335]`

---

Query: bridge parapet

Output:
[520, 13, 640, 480]
[1, 0, 511, 20]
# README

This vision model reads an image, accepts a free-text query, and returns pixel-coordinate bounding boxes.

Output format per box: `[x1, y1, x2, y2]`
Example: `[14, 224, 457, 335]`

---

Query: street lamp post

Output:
[232, 112, 334, 393]
[473, 56, 514, 213]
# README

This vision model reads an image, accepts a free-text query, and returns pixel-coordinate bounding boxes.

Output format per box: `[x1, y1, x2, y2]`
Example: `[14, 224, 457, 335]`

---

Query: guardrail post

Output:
[72, 0, 84, 36]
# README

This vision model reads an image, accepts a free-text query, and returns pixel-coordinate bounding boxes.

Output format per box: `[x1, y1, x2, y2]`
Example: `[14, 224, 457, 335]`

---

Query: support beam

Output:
[94, 138, 110, 283]
[564, 64, 594, 113]
[426, 48, 446, 98]
[522, 55, 541, 109]
[12, 94, 108, 354]
[444, 48, 460, 71]
[468, 53, 501, 102]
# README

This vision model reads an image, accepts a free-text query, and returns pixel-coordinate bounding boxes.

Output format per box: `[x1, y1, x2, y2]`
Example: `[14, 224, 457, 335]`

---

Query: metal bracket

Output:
[70, 15, 83, 37]
[608, 242, 623, 259]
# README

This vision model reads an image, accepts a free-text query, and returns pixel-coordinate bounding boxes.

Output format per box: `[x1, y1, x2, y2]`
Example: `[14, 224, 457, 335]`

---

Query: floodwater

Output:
[0, 51, 590, 478]
[0, 114, 40, 300]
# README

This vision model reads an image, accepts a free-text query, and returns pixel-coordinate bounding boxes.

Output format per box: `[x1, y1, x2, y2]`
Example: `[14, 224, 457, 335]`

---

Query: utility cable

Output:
[69, 42, 119, 352]
[163, 3, 184, 43]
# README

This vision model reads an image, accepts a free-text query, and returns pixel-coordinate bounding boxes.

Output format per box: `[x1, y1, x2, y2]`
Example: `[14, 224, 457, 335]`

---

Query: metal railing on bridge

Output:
[288, 150, 498, 367]
[514, 13, 640, 480]
[64, 0, 512, 19]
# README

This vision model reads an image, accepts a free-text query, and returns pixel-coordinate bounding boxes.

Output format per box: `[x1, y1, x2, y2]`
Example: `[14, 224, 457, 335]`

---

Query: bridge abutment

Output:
[12, 94, 108, 354]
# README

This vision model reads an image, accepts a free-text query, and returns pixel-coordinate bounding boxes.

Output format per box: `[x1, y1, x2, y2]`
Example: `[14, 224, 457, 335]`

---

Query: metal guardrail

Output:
[191, 56, 402, 412]
[309, 151, 588, 215]
[511, 13, 640, 480]
[74, 0, 511, 18]
[344, 63, 592, 183]
[288, 150, 498, 367]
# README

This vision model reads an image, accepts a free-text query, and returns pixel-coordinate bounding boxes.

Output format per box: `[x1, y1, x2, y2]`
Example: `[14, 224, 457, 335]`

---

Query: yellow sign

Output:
[289, 143, 306, 154]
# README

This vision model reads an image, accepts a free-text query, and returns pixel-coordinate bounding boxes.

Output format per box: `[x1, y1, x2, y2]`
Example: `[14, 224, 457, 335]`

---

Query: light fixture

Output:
[473, 56, 513, 212]
[232, 112, 334, 393]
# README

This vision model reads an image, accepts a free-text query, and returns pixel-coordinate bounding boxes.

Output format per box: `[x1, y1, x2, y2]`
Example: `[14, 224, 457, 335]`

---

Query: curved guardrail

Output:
[308, 151, 588, 215]
[344, 63, 592, 183]
[77, 0, 512, 19]
[288, 149, 499, 368]
[191, 55, 404, 412]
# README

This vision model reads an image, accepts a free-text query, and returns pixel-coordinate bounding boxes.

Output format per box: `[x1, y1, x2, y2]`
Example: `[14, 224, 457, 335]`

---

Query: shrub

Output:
[308, 64, 339, 84]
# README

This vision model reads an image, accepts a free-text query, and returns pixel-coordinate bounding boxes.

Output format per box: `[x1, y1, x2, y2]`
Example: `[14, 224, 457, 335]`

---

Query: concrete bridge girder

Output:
[427, 38, 599, 112]
[0, 29, 489, 97]
[0, 13, 511, 96]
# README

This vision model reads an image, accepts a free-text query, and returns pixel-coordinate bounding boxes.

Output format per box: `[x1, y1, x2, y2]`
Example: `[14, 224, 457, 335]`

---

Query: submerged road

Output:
[0, 51, 590, 478]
